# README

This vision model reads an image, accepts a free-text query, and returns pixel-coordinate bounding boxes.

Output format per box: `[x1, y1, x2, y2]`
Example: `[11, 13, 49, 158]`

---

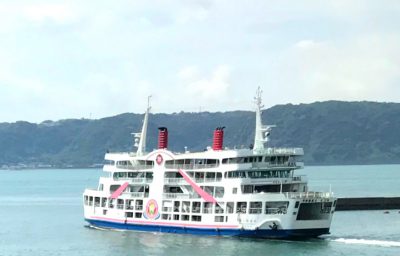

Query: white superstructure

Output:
[83, 89, 336, 238]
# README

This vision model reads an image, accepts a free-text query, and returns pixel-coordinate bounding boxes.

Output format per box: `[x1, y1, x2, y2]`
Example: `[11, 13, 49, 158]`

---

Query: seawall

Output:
[336, 197, 400, 211]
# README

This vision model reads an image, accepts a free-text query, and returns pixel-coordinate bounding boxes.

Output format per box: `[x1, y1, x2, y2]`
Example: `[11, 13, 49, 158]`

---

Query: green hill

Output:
[0, 101, 399, 167]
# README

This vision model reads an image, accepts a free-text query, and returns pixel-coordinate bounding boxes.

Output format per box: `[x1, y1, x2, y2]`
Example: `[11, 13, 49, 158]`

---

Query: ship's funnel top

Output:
[212, 127, 225, 151]
[158, 127, 168, 149]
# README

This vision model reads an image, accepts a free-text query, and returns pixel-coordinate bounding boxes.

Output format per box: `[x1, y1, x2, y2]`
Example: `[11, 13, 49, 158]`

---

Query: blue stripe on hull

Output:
[85, 219, 329, 239]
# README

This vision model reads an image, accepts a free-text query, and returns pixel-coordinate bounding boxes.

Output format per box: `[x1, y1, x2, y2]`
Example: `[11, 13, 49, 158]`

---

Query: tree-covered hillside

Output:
[0, 101, 399, 167]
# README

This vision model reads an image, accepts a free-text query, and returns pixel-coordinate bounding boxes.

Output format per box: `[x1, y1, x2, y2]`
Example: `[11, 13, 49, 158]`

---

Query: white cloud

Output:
[178, 65, 231, 101]
[22, 3, 77, 24]
[274, 35, 400, 103]
[175, 5, 210, 24]
[294, 40, 321, 49]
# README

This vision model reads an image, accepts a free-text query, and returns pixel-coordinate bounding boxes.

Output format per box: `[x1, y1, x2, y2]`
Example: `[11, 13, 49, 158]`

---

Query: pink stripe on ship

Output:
[178, 169, 217, 204]
[110, 182, 129, 199]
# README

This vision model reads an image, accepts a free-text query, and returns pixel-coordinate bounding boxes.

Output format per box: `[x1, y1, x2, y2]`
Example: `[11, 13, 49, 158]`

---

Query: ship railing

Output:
[259, 147, 304, 155]
[164, 177, 222, 184]
[285, 191, 333, 199]
[204, 178, 222, 183]
[163, 193, 200, 199]
[164, 163, 219, 170]
[292, 175, 306, 181]
[193, 177, 222, 183]
[114, 177, 153, 183]
[249, 208, 263, 214]
[251, 162, 301, 169]
[164, 178, 187, 184]
[116, 164, 154, 170]
[122, 192, 148, 198]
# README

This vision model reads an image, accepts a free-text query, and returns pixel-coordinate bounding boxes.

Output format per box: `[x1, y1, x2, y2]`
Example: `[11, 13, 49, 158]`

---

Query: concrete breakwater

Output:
[336, 197, 400, 211]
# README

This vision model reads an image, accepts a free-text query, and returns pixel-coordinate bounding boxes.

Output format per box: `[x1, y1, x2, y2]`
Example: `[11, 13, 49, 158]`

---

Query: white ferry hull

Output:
[85, 218, 330, 238]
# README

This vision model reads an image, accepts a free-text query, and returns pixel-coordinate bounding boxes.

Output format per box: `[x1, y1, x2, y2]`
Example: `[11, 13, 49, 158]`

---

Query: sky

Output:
[0, 0, 399, 123]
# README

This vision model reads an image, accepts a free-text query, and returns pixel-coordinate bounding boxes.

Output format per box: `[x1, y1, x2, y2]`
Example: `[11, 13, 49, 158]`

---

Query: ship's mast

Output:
[253, 87, 273, 152]
[133, 95, 151, 156]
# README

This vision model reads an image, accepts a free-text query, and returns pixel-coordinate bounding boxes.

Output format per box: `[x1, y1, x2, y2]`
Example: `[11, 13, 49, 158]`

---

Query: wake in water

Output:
[85, 225, 128, 232]
[331, 238, 400, 247]
[85, 225, 109, 231]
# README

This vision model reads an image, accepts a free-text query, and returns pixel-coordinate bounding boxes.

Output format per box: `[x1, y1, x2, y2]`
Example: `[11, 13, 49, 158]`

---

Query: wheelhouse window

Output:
[94, 197, 100, 207]
[117, 199, 124, 209]
[125, 199, 134, 210]
[242, 185, 253, 194]
[236, 202, 247, 213]
[105, 160, 115, 166]
[203, 202, 213, 214]
[135, 200, 143, 210]
[108, 198, 115, 208]
[222, 156, 264, 164]
[215, 204, 224, 214]
[192, 215, 201, 222]
[192, 202, 201, 213]
[116, 160, 153, 170]
[225, 171, 246, 178]
[114, 171, 154, 180]
[226, 202, 234, 213]
[163, 186, 183, 193]
[214, 216, 224, 222]
[265, 201, 289, 214]
[173, 201, 180, 212]
[199, 186, 224, 198]
[110, 185, 120, 193]
[162, 214, 171, 220]
[164, 172, 183, 178]
[181, 201, 190, 213]
[249, 202, 262, 214]
[101, 197, 107, 207]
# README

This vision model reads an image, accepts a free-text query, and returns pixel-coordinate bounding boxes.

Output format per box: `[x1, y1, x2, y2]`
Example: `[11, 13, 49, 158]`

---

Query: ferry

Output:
[83, 88, 336, 238]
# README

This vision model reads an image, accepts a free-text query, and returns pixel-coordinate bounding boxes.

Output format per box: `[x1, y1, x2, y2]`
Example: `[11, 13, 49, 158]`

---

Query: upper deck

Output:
[103, 146, 304, 173]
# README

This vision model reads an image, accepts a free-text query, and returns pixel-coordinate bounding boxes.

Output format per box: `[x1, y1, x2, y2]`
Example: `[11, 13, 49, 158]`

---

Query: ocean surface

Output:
[1, 165, 400, 256]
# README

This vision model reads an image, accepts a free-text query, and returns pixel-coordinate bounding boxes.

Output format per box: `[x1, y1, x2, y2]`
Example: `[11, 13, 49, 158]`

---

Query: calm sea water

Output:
[0, 165, 400, 256]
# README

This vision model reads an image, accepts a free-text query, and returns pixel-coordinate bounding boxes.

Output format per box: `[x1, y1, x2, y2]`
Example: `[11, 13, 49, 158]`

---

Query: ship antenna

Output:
[133, 95, 151, 156]
[253, 87, 274, 152]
